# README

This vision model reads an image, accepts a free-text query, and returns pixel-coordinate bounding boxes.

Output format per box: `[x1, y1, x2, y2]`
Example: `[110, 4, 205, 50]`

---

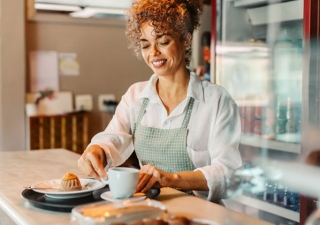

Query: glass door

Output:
[212, 1, 304, 224]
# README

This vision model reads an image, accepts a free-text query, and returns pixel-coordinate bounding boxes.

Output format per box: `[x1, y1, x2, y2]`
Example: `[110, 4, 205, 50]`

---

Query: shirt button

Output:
[163, 120, 171, 129]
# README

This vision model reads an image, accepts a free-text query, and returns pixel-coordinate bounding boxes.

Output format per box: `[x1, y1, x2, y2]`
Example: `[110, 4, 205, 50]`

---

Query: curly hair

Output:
[126, 0, 204, 64]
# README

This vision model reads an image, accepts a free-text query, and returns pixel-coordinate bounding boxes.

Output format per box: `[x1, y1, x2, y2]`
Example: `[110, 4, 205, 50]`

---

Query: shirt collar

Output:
[137, 72, 205, 103]
[188, 72, 205, 102]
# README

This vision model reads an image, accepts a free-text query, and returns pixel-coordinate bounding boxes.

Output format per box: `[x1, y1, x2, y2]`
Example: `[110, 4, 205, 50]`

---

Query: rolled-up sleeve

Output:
[88, 91, 135, 169]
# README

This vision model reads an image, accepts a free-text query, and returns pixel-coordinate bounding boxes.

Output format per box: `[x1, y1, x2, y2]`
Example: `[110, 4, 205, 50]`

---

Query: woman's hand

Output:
[77, 145, 108, 181]
[136, 164, 174, 193]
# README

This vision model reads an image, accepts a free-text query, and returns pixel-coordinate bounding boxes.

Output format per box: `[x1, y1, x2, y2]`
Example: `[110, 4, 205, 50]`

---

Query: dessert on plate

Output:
[60, 172, 82, 191]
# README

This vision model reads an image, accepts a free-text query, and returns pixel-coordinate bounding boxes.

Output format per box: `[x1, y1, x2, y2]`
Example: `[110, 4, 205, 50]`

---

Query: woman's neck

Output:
[157, 68, 190, 95]
[156, 70, 190, 115]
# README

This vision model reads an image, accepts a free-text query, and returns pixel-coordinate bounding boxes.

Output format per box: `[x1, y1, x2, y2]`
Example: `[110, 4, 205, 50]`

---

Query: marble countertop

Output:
[0, 149, 272, 225]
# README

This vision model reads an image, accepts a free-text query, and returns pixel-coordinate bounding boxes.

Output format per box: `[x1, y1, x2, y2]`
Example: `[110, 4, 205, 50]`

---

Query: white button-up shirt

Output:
[89, 72, 242, 201]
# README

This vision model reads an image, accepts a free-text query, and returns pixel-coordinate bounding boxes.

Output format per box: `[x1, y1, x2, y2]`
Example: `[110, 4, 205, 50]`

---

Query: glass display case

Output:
[210, 0, 312, 224]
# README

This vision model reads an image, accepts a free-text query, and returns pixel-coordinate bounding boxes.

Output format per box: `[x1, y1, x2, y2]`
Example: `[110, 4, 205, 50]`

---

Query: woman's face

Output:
[139, 22, 188, 77]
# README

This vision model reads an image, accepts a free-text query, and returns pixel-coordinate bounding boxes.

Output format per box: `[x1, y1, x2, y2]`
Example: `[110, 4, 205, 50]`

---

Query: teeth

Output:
[152, 60, 165, 66]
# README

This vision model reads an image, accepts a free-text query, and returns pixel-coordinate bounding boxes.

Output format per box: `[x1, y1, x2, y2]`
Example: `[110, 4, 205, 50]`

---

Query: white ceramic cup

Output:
[108, 167, 140, 199]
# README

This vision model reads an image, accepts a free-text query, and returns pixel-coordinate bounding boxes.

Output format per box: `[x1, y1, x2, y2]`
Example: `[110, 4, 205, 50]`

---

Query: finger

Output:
[139, 164, 153, 176]
[88, 170, 100, 180]
[85, 154, 105, 180]
[78, 154, 100, 180]
[140, 175, 158, 193]
[141, 169, 160, 192]
[136, 165, 154, 192]
[136, 172, 153, 192]
[91, 158, 108, 179]
[138, 164, 150, 180]
[77, 156, 92, 175]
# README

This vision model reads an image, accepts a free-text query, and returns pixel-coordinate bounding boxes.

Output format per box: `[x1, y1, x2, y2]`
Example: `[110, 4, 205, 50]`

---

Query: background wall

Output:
[26, 16, 152, 139]
[0, 0, 26, 151]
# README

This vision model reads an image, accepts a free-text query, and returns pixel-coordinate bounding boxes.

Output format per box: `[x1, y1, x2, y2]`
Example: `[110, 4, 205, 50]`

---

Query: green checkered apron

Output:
[133, 97, 196, 173]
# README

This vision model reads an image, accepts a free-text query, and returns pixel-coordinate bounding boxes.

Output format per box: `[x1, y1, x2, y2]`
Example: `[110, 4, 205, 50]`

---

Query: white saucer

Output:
[100, 191, 146, 202]
[31, 178, 105, 199]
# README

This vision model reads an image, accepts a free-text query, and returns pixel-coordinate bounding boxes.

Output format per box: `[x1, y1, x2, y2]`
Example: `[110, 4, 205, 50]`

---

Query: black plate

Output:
[21, 186, 160, 213]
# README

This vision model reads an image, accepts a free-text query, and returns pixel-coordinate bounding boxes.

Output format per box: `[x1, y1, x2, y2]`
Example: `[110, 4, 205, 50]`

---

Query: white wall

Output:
[0, 0, 26, 151]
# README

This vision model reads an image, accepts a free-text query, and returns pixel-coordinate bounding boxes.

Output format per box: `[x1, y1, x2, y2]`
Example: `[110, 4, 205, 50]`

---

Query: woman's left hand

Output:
[135, 164, 174, 193]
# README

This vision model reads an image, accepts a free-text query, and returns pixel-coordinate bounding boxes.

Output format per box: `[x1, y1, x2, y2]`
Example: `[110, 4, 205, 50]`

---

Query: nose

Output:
[150, 45, 160, 56]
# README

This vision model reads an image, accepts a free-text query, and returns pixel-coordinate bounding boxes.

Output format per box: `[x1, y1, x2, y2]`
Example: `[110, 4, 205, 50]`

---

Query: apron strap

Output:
[136, 98, 149, 124]
[181, 97, 195, 128]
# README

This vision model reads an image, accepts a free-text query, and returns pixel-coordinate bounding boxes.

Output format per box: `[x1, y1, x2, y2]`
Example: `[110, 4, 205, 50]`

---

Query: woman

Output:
[78, 0, 242, 202]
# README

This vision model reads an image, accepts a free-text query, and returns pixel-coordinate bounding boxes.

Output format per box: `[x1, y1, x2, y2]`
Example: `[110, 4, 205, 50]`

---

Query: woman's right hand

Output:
[77, 144, 108, 181]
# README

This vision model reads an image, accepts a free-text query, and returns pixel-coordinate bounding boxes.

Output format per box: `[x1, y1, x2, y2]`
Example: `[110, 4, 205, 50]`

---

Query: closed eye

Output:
[159, 41, 169, 46]
[141, 45, 150, 49]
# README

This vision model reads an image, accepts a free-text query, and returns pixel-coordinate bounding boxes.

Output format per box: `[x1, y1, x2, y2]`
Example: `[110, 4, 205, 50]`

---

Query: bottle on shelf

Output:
[245, 106, 256, 135]
[261, 104, 276, 140]
[253, 106, 262, 136]
[275, 96, 288, 136]
[263, 180, 274, 202]
[203, 62, 211, 82]
[275, 96, 301, 143]
[202, 31, 211, 82]
[282, 186, 300, 212]
[239, 106, 246, 133]
[285, 98, 301, 141]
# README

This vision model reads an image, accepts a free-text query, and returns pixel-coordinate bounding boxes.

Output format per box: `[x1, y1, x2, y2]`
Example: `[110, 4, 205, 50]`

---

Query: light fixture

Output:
[69, 7, 127, 18]
[34, 1, 130, 19]
[34, 3, 82, 12]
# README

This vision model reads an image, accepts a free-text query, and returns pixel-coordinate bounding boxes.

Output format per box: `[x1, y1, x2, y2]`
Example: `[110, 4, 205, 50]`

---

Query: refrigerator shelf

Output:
[226, 193, 299, 222]
[240, 135, 301, 153]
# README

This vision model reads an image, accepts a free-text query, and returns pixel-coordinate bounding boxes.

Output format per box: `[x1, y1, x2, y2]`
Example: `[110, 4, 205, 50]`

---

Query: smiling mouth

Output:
[152, 59, 166, 68]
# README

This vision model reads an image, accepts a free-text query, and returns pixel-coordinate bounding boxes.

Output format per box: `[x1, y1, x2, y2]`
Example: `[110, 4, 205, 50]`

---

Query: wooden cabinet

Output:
[27, 113, 89, 154]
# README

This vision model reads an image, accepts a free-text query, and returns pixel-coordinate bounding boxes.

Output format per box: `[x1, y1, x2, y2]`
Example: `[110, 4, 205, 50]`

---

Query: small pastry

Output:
[60, 172, 82, 191]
